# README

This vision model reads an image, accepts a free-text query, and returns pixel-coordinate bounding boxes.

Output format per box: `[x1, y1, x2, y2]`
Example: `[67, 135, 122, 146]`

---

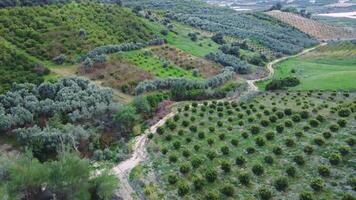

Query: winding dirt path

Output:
[246, 43, 327, 91]
[112, 43, 327, 199]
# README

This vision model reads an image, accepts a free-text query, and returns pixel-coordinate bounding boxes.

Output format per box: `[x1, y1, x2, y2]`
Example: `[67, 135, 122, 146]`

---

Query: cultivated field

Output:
[266, 11, 356, 41]
[258, 41, 356, 91]
[146, 91, 356, 199]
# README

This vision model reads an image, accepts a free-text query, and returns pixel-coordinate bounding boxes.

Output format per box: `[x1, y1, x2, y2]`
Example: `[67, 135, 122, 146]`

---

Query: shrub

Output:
[205, 168, 218, 182]
[309, 119, 319, 127]
[221, 146, 230, 155]
[261, 119, 270, 127]
[295, 131, 304, 138]
[173, 141, 181, 149]
[198, 132, 205, 139]
[242, 132, 249, 138]
[207, 138, 215, 146]
[168, 174, 178, 185]
[191, 156, 204, 168]
[310, 177, 324, 191]
[316, 114, 325, 122]
[300, 111, 309, 119]
[276, 111, 284, 119]
[269, 115, 277, 123]
[286, 166, 296, 177]
[276, 124, 284, 133]
[292, 114, 301, 122]
[313, 137, 325, 146]
[273, 146, 283, 155]
[219, 133, 226, 140]
[342, 194, 356, 200]
[285, 138, 295, 147]
[180, 163, 191, 174]
[238, 173, 250, 185]
[329, 124, 340, 132]
[337, 119, 347, 127]
[265, 132, 275, 140]
[235, 156, 246, 166]
[205, 191, 219, 200]
[220, 184, 234, 197]
[293, 155, 305, 166]
[255, 137, 266, 146]
[304, 145, 314, 155]
[252, 164, 264, 176]
[284, 120, 293, 128]
[207, 151, 217, 160]
[193, 176, 204, 191]
[250, 125, 260, 134]
[274, 177, 289, 191]
[178, 181, 190, 196]
[299, 191, 314, 200]
[264, 156, 274, 165]
[231, 139, 239, 146]
[246, 147, 256, 154]
[318, 165, 330, 177]
[322, 131, 332, 139]
[258, 187, 273, 200]
[339, 145, 351, 156]
[169, 154, 178, 163]
[329, 153, 342, 165]
[338, 108, 351, 117]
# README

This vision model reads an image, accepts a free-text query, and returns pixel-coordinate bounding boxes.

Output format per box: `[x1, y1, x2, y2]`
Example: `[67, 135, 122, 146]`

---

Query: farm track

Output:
[112, 43, 327, 199]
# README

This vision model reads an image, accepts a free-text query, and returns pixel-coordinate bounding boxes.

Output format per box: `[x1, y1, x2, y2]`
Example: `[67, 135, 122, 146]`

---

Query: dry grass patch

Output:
[266, 10, 356, 41]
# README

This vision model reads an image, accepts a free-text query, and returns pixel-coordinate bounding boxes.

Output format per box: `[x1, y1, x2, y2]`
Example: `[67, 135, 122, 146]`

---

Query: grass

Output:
[147, 91, 355, 199]
[164, 23, 220, 57]
[258, 41, 356, 91]
[115, 50, 197, 79]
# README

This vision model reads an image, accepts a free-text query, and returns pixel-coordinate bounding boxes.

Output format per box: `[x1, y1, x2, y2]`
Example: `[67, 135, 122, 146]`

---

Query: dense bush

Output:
[266, 77, 300, 90]
[274, 177, 289, 191]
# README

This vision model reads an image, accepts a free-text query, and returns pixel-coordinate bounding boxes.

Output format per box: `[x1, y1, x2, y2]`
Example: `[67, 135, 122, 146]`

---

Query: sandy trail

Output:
[112, 43, 327, 200]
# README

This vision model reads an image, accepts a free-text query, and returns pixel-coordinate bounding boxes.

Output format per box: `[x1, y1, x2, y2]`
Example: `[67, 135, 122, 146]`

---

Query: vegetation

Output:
[0, 151, 117, 199]
[258, 41, 356, 91]
[148, 91, 355, 199]
[0, 2, 158, 62]
[124, 0, 318, 55]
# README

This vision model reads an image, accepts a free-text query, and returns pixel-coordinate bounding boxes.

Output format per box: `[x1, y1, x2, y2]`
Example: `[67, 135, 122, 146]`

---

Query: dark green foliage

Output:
[314, 137, 325, 146]
[338, 108, 351, 117]
[220, 183, 234, 196]
[238, 173, 250, 185]
[168, 174, 178, 185]
[318, 165, 331, 177]
[304, 145, 314, 155]
[205, 168, 218, 182]
[220, 146, 230, 155]
[205, 191, 219, 200]
[264, 156, 274, 165]
[273, 146, 283, 155]
[258, 187, 273, 200]
[193, 176, 204, 191]
[235, 156, 246, 166]
[276, 124, 284, 133]
[274, 177, 289, 191]
[255, 137, 266, 146]
[191, 156, 203, 168]
[220, 160, 231, 173]
[179, 163, 190, 174]
[178, 181, 190, 196]
[286, 166, 296, 177]
[0, 3, 157, 61]
[252, 164, 264, 176]
[266, 77, 300, 90]
[293, 155, 305, 166]
[265, 131, 275, 140]
[299, 192, 314, 200]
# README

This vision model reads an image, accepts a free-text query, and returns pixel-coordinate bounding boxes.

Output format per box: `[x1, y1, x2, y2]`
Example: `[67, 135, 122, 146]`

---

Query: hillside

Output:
[0, 2, 158, 62]
[266, 10, 356, 41]
[258, 40, 356, 91]
[141, 91, 356, 199]
[123, 0, 318, 56]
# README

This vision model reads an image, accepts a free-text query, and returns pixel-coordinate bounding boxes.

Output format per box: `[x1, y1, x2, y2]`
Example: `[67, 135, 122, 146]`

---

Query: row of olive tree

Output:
[135, 67, 236, 94]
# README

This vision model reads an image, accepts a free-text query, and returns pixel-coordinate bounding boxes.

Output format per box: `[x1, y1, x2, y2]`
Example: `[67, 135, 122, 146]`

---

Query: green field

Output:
[258, 41, 356, 91]
[165, 23, 220, 57]
[145, 91, 355, 199]
[115, 50, 197, 79]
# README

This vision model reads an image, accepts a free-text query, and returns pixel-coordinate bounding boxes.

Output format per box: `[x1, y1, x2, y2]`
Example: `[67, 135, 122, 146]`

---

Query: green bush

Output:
[238, 173, 250, 185]
[265, 132, 275, 140]
[220, 183, 234, 197]
[276, 124, 284, 133]
[168, 154, 178, 163]
[313, 137, 325, 146]
[310, 177, 324, 191]
[339, 145, 351, 156]
[220, 160, 231, 173]
[274, 177, 289, 191]
[293, 155, 305, 166]
[304, 145, 314, 155]
[231, 139, 239, 146]
[205, 191, 219, 200]
[329, 153, 342, 165]
[309, 119, 319, 127]
[299, 191, 314, 200]
[255, 137, 266, 146]
[250, 125, 260, 134]
[264, 156, 274, 165]
[191, 156, 204, 168]
[258, 187, 273, 200]
[342, 194, 356, 200]
[285, 138, 295, 147]
[252, 164, 264, 176]
[221, 146, 230, 155]
[205, 168, 218, 182]
[286, 166, 296, 177]
[273, 146, 283, 155]
[193, 176, 205, 191]
[337, 119, 347, 127]
[246, 147, 256, 154]
[318, 165, 330, 177]
[322, 131, 332, 139]
[179, 163, 191, 174]
[206, 151, 217, 160]
[235, 156, 246, 166]
[168, 174, 178, 185]
[338, 108, 351, 117]
[178, 181, 190, 196]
